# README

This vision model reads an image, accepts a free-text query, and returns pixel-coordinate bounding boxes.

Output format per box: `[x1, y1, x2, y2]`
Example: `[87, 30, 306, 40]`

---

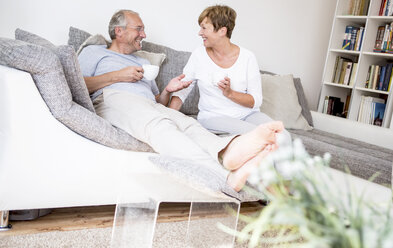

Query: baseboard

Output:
[311, 111, 393, 150]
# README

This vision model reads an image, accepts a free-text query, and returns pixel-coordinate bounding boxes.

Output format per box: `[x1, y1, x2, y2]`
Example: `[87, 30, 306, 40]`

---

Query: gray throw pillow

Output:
[15, 28, 95, 113]
[0, 37, 153, 152]
[68, 26, 92, 52]
[293, 77, 313, 127]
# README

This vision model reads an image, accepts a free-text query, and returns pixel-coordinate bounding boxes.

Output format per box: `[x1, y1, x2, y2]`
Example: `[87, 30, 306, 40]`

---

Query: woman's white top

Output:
[173, 45, 262, 121]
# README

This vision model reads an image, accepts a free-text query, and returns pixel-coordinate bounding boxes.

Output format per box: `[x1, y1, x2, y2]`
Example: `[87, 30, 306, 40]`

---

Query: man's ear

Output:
[114, 26, 123, 39]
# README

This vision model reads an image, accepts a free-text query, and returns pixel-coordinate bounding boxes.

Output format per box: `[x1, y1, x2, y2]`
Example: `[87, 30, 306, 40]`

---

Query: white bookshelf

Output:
[319, 0, 393, 130]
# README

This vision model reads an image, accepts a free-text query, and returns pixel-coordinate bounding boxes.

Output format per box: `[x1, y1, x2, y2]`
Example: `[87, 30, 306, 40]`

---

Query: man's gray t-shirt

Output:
[78, 45, 159, 101]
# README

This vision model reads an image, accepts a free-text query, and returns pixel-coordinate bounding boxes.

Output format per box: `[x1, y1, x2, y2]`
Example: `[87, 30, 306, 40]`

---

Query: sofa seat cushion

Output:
[289, 129, 393, 186]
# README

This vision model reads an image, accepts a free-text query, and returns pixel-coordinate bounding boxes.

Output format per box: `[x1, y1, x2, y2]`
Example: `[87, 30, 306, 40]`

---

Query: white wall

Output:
[0, 0, 336, 110]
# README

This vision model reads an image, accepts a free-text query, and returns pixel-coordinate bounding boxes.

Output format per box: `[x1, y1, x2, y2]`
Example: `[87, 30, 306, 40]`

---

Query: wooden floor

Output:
[0, 202, 263, 237]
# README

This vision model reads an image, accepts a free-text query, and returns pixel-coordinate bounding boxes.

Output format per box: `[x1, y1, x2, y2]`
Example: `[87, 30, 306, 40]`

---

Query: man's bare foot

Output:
[226, 145, 275, 192]
[221, 121, 284, 171]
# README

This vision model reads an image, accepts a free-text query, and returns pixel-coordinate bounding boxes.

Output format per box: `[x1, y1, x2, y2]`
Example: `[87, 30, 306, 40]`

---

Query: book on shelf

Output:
[371, 65, 380, 89]
[357, 96, 385, 125]
[388, 71, 393, 91]
[374, 23, 393, 53]
[373, 102, 386, 126]
[323, 96, 345, 117]
[382, 63, 393, 91]
[333, 57, 344, 83]
[348, 0, 370, 15]
[365, 65, 372, 88]
[378, 65, 386, 90]
[331, 56, 356, 84]
[355, 27, 364, 51]
[349, 62, 358, 86]
[342, 25, 353, 50]
[379, 0, 393, 16]
[374, 26, 386, 51]
[364, 63, 393, 91]
[339, 61, 349, 84]
[350, 27, 359, 51]
[342, 25, 364, 51]
[343, 94, 351, 118]
[343, 61, 353, 85]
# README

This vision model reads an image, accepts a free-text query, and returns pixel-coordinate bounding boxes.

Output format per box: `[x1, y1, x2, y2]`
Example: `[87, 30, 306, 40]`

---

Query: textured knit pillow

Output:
[260, 74, 312, 130]
[68, 26, 92, 52]
[15, 28, 95, 113]
[0, 37, 153, 152]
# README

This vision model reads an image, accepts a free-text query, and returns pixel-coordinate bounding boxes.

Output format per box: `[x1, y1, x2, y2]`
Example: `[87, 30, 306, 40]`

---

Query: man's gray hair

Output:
[108, 9, 139, 40]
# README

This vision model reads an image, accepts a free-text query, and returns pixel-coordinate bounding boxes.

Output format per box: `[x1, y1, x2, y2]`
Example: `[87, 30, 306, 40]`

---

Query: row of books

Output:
[373, 23, 393, 52]
[357, 96, 386, 126]
[331, 56, 358, 86]
[379, 0, 393, 16]
[322, 95, 350, 118]
[342, 25, 364, 51]
[347, 0, 370, 15]
[365, 63, 393, 91]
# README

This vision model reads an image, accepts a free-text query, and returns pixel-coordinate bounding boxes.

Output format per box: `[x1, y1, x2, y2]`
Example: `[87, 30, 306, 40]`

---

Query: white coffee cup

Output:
[212, 71, 228, 86]
[142, 64, 159, 81]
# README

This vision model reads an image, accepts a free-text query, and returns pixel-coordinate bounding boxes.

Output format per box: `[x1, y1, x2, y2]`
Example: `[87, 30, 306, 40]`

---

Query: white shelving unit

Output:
[319, 0, 393, 130]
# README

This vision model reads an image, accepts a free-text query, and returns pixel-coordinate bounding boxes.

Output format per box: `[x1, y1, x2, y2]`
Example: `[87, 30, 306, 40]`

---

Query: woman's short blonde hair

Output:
[198, 5, 237, 39]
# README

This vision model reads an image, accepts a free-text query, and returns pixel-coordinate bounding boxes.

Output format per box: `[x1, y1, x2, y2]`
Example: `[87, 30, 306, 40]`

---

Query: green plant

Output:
[226, 139, 393, 248]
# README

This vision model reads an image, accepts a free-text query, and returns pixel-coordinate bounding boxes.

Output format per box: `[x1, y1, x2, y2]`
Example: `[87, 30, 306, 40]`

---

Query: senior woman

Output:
[170, 5, 291, 144]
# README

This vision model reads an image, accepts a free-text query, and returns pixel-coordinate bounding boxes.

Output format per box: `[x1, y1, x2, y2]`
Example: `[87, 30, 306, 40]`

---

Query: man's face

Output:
[121, 13, 146, 52]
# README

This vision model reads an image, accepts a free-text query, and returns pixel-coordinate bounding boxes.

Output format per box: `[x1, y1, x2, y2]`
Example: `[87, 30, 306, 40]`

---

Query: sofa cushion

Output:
[260, 70, 313, 127]
[289, 129, 393, 186]
[0, 37, 153, 152]
[293, 77, 313, 127]
[260, 74, 312, 130]
[15, 28, 95, 113]
[68, 26, 92, 52]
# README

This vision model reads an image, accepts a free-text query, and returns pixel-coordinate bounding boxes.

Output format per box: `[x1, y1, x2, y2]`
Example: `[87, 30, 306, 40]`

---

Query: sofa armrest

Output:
[311, 111, 393, 150]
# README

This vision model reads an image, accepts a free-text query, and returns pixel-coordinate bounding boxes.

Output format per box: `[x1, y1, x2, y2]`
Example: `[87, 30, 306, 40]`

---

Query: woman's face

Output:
[198, 17, 221, 48]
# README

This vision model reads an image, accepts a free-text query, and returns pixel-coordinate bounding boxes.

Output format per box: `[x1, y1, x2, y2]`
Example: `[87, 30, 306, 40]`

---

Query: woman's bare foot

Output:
[226, 145, 275, 192]
[221, 121, 284, 171]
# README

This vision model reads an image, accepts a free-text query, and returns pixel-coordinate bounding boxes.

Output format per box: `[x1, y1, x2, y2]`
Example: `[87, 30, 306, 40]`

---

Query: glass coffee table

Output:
[110, 173, 241, 248]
